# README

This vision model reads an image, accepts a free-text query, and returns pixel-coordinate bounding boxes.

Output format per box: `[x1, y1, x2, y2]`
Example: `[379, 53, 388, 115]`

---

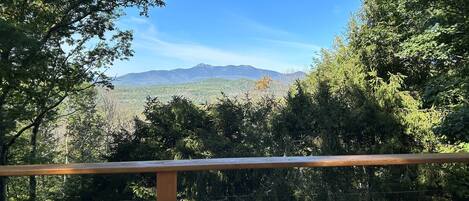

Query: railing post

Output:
[156, 171, 177, 201]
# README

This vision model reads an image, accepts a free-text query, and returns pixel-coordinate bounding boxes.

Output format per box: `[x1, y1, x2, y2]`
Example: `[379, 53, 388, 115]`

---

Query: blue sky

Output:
[110, 0, 361, 76]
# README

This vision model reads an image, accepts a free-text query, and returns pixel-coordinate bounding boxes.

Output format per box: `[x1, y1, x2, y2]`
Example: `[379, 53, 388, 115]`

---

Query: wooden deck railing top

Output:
[2, 153, 469, 201]
[1, 153, 469, 177]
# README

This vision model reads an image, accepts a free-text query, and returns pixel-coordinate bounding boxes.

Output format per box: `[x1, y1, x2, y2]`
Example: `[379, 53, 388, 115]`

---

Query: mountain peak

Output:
[193, 63, 212, 68]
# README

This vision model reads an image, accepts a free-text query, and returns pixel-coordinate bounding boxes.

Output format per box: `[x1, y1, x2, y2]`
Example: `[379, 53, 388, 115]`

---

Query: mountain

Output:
[113, 63, 306, 86]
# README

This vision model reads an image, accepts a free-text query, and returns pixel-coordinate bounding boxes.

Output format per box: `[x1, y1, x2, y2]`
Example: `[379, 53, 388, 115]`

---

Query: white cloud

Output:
[119, 14, 319, 72]
[135, 35, 294, 70]
[128, 16, 150, 24]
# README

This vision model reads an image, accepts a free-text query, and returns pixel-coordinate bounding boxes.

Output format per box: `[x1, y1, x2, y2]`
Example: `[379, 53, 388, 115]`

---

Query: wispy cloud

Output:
[123, 16, 158, 35]
[128, 16, 150, 24]
[233, 15, 294, 38]
[118, 14, 317, 72]
[232, 16, 322, 51]
[135, 35, 294, 69]
[124, 14, 307, 70]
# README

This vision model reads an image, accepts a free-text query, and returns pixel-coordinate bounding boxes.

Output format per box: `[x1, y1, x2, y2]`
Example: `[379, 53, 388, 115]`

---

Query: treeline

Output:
[1, 0, 468, 200]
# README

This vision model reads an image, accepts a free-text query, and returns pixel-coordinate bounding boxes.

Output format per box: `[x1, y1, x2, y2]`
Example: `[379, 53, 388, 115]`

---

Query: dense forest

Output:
[0, 0, 468, 200]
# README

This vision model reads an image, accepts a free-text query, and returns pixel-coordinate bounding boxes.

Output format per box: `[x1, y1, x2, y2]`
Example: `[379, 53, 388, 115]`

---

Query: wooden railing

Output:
[1, 153, 469, 201]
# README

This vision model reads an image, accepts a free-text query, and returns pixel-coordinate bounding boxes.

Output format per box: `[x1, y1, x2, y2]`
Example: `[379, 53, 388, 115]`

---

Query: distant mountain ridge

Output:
[114, 63, 306, 86]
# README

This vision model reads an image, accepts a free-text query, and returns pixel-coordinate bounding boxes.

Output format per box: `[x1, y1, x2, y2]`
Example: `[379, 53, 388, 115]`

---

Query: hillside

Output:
[113, 63, 305, 86]
[100, 78, 291, 117]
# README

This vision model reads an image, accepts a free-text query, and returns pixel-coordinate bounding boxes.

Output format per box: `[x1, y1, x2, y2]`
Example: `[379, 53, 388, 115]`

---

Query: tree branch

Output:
[6, 93, 68, 148]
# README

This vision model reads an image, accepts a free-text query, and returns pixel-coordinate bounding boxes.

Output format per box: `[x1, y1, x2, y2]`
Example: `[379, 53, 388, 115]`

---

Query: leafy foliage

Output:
[0, 0, 164, 200]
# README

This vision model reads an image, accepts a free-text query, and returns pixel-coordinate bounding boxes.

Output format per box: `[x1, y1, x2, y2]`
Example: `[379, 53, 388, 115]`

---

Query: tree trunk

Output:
[0, 146, 7, 201]
[365, 167, 373, 201]
[28, 176, 36, 201]
[28, 122, 41, 201]
[0, 178, 5, 201]
[0, 120, 8, 201]
[0, 106, 7, 201]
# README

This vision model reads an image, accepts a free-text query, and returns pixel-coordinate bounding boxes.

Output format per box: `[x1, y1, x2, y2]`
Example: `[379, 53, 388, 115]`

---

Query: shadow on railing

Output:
[1, 153, 468, 201]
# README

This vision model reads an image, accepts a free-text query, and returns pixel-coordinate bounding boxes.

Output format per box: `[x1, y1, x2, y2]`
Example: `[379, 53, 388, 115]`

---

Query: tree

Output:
[349, 0, 469, 144]
[0, 0, 165, 200]
[255, 76, 272, 91]
[102, 95, 285, 200]
[297, 0, 469, 199]
[62, 87, 109, 201]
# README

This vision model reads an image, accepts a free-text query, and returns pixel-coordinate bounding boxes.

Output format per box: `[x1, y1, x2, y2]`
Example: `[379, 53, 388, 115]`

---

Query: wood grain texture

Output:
[157, 172, 177, 201]
[0, 153, 468, 176]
